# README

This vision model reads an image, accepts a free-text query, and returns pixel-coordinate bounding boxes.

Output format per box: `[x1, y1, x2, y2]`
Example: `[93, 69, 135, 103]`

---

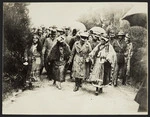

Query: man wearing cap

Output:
[107, 29, 117, 45]
[41, 29, 57, 80]
[37, 28, 46, 47]
[124, 33, 133, 84]
[112, 31, 127, 86]
[68, 32, 92, 92]
[63, 27, 72, 45]
[69, 29, 78, 50]
[57, 28, 65, 37]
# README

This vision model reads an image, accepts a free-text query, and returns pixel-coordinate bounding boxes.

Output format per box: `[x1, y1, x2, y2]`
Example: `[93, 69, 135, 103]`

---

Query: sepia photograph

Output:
[2, 2, 148, 115]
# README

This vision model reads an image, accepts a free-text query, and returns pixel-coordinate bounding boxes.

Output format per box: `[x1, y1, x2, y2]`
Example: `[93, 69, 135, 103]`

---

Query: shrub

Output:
[3, 3, 31, 95]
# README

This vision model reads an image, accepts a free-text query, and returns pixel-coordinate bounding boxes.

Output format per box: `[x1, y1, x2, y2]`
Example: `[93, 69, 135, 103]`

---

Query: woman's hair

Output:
[36, 40, 42, 52]
[27, 34, 42, 53]
[72, 29, 77, 36]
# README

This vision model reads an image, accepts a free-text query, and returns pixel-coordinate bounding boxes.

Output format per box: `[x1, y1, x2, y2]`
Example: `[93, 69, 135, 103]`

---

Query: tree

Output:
[3, 3, 31, 92]
[78, 4, 132, 31]
[129, 26, 147, 86]
[3, 3, 31, 74]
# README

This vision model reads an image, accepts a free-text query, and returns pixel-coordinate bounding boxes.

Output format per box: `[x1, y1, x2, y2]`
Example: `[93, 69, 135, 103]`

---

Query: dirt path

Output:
[2, 73, 144, 115]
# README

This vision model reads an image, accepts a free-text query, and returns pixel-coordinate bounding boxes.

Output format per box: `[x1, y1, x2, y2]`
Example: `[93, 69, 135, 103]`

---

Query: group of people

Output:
[23, 25, 133, 95]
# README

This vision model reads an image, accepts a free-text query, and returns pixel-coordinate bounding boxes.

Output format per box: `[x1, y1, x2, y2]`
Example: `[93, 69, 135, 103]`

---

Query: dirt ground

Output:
[2, 71, 147, 115]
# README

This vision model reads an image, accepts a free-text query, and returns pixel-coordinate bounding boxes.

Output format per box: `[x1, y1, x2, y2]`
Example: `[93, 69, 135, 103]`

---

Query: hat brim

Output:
[101, 37, 109, 41]
[81, 36, 88, 39]
[117, 34, 125, 36]
[125, 36, 130, 39]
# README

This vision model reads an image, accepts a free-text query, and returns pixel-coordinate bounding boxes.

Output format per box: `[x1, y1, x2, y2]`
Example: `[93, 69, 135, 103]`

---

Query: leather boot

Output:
[73, 78, 79, 92]
[53, 80, 56, 85]
[113, 80, 117, 87]
[79, 79, 82, 87]
[99, 88, 103, 93]
[95, 87, 99, 96]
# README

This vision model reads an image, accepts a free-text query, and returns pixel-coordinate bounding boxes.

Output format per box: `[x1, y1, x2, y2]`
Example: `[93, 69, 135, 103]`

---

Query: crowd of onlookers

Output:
[23, 25, 133, 95]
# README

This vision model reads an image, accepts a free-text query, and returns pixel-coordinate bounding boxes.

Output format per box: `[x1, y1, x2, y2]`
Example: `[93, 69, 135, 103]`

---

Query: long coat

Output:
[48, 41, 71, 82]
[112, 39, 127, 84]
[70, 40, 92, 79]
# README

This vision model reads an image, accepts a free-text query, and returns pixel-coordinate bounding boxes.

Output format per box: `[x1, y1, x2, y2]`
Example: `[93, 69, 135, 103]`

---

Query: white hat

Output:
[80, 32, 89, 38]
[57, 28, 64, 32]
[101, 36, 109, 42]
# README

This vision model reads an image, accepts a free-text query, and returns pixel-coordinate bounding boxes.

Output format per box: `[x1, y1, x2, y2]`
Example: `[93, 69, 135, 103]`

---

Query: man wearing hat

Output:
[124, 33, 133, 85]
[67, 29, 79, 79]
[56, 28, 65, 37]
[68, 32, 92, 92]
[41, 29, 57, 80]
[63, 27, 72, 45]
[112, 31, 127, 86]
[107, 28, 117, 45]
[37, 28, 46, 47]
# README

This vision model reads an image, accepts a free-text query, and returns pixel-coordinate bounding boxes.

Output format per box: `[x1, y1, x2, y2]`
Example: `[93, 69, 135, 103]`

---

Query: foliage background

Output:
[3, 3, 31, 100]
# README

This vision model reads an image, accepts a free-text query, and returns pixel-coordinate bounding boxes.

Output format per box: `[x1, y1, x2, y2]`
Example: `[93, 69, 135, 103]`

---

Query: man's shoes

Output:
[122, 82, 126, 85]
[113, 82, 117, 87]
[53, 81, 56, 85]
[79, 84, 82, 87]
[95, 91, 99, 96]
[56, 85, 62, 90]
[73, 86, 79, 92]
[109, 82, 112, 85]
[99, 88, 103, 93]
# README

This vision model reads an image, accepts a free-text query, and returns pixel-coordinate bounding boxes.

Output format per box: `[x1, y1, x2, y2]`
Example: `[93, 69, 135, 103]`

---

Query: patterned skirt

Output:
[26, 56, 41, 81]
[90, 58, 104, 84]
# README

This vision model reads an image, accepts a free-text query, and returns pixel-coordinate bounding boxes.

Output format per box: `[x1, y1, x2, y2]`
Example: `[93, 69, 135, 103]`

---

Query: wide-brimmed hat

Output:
[101, 36, 109, 42]
[117, 31, 125, 36]
[57, 28, 64, 32]
[80, 32, 89, 40]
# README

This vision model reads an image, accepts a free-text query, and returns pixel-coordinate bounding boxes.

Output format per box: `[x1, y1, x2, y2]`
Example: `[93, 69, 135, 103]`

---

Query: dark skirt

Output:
[103, 61, 111, 85]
